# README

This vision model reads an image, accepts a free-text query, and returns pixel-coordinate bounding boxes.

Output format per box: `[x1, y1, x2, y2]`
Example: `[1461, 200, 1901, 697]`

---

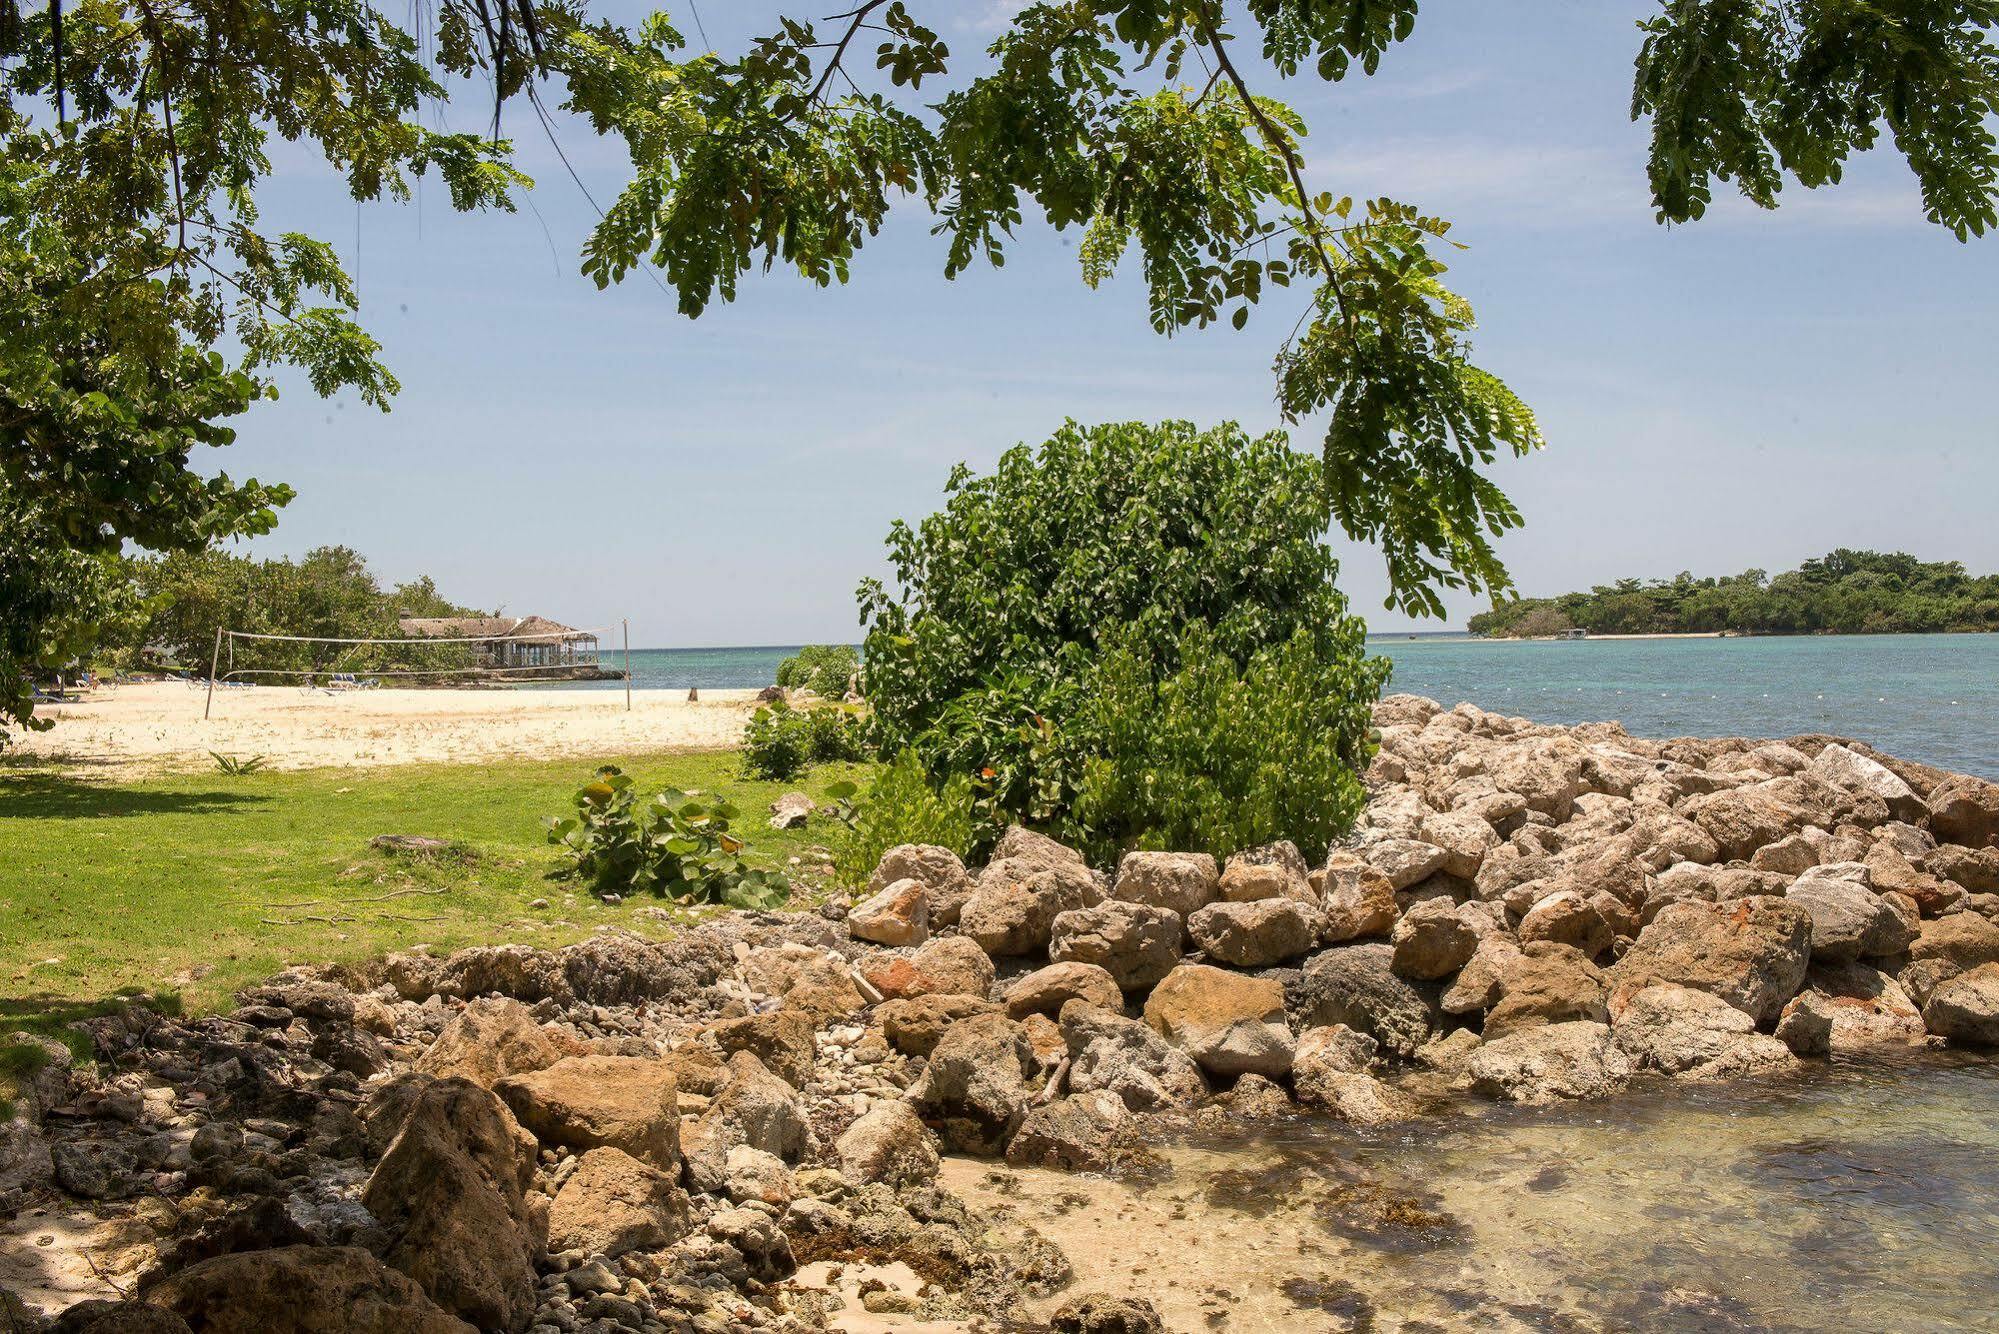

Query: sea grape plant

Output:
[545, 766, 790, 908]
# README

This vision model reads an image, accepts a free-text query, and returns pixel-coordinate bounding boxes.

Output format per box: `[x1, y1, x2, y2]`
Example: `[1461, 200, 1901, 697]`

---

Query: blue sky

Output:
[230, 1, 1999, 646]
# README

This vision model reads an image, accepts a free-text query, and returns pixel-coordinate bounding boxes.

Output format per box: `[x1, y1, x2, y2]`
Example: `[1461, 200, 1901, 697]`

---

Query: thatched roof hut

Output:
[396, 615, 599, 669]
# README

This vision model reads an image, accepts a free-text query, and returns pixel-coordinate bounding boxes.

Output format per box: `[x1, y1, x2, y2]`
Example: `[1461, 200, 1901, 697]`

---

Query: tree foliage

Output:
[1469, 550, 1999, 637]
[6, 0, 1997, 736]
[859, 419, 1386, 858]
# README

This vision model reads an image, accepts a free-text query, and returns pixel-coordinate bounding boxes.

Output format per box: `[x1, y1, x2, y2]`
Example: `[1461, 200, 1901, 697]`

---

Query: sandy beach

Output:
[8, 682, 762, 777]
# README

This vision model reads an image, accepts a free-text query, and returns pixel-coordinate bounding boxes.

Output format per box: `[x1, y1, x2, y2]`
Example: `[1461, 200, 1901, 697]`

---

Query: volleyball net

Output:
[202, 621, 633, 717]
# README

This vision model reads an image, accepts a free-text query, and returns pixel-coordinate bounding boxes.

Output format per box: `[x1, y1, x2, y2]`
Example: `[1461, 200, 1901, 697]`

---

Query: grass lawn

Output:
[0, 750, 871, 1050]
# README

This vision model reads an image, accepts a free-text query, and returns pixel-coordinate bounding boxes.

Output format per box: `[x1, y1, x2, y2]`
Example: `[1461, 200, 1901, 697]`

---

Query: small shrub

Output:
[210, 751, 268, 775]
[544, 766, 790, 908]
[741, 699, 865, 781]
[833, 751, 977, 888]
[775, 644, 859, 697]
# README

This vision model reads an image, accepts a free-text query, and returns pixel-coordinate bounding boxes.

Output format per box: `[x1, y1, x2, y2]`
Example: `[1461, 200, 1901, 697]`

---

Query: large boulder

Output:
[992, 825, 1089, 869]
[862, 934, 996, 1001]
[1363, 838, 1450, 891]
[1004, 1091, 1133, 1173]
[1774, 962, 1927, 1055]
[1004, 961, 1124, 1019]
[414, 998, 561, 1089]
[1464, 1021, 1633, 1104]
[1388, 898, 1481, 980]
[906, 1012, 1039, 1154]
[961, 857, 1100, 957]
[1059, 1000, 1208, 1111]
[360, 1078, 541, 1333]
[1186, 898, 1322, 967]
[1921, 962, 1999, 1046]
[494, 1054, 680, 1169]
[1291, 1026, 1411, 1126]
[680, 1052, 809, 1192]
[1488, 737, 1587, 821]
[436, 944, 570, 1004]
[1807, 745, 1926, 823]
[1784, 866, 1915, 963]
[1292, 944, 1442, 1058]
[835, 1101, 940, 1187]
[1517, 890, 1614, 959]
[847, 877, 930, 947]
[1483, 943, 1609, 1038]
[1607, 898, 1812, 1028]
[877, 994, 1002, 1057]
[1682, 787, 1811, 863]
[1611, 984, 1796, 1078]
[1217, 842, 1313, 903]
[707, 1009, 818, 1089]
[1908, 911, 1999, 974]
[546, 1146, 691, 1258]
[1112, 851, 1220, 920]
[1929, 774, 1999, 848]
[1142, 965, 1294, 1078]
[1318, 854, 1399, 943]
[145, 1246, 473, 1334]
[867, 844, 974, 926]
[1420, 810, 1499, 879]
[1050, 900, 1183, 991]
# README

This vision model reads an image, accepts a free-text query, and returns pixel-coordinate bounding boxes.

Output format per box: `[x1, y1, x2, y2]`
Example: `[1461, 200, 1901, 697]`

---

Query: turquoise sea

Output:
[582, 634, 1999, 779]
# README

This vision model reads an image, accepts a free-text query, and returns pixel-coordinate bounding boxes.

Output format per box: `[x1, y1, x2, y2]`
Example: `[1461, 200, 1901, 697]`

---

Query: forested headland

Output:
[1468, 551, 1999, 638]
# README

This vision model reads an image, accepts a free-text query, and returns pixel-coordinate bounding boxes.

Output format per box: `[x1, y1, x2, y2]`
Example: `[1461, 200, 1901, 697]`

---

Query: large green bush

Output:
[774, 644, 860, 697]
[858, 420, 1386, 860]
[741, 700, 866, 782]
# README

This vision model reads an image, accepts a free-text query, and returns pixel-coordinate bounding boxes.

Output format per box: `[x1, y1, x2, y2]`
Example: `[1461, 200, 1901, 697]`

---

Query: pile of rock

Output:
[8, 695, 1999, 1331]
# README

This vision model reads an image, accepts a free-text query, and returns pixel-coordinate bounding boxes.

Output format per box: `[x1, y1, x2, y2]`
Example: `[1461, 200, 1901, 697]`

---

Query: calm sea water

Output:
[577, 634, 1999, 778]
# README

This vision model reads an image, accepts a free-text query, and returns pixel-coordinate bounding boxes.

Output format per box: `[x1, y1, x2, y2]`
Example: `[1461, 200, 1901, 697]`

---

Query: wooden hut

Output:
[396, 615, 600, 670]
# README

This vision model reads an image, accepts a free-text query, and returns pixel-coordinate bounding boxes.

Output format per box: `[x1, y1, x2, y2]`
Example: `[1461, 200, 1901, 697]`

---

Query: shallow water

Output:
[946, 1054, 1999, 1332]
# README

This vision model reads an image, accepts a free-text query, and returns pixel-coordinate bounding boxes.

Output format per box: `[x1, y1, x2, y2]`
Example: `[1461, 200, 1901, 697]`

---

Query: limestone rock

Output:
[877, 994, 1001, 1057]
[1607, 897, 1812, 1027]
[834, 1101, 939, 1187]
[1005, 961, 1124, 1019]
[1484, 943, 1609, 1038]
[1142, 965, 1294, 1078]
[145, 1246, 472, 1334]
[1774, 962, 1926, 1055]
[1464, 1021, 1633, 1104]
[906, 1011, 1038, 1155]
[867, 844, 974, 927]
[1807, 744, 1926, 823]
[1389, 898, 1481, 979]
[707, 1009, 818, 1088]
[1186, 898, 1322, 967]
[1293, 944, 1442, 1058]
[1929, 774, 1999, 848]
[1318, 853, 1399, 943]
[1112, 851, 1220, 920]
[546, 1146, 691, 1258]
[680, 1052, 809, 1193]
[1421, 810, 1499, 879]
[360, 1078, 541, 1333]
[1218, 842, 1313, 903]
[961, 857, 1100, 957]
[862, 934, 996, 1001]
[1049, 900, 1183, 991]
[494, 1054, 680, 1170]
[1050, 1293, 1166, 1334]
[1784, 866, 1914, 963]
[1005, 1090, 1133, 1172]
[1612, 984, 1796, 1078]
[1922, 962, 1999, 1045]
[769, 792, 815, 830]
[847, 877, 930, 947]
[1059, 1000, 1208, 1112]
[1294, 1068, 1414, 1126]
[1908, 911, 1999, 975]
[1441, 935, 1522, 1015]
[414, 997, 561, 1089]
[1517, 890, 1614, 959]
[992, 825, 1088, 870]
[1364, 838, 1450, 891]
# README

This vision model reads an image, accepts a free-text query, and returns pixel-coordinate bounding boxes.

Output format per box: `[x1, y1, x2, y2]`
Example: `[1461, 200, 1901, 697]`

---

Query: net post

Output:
[623, 620, 632, 713]
[204, 628, 223, 720]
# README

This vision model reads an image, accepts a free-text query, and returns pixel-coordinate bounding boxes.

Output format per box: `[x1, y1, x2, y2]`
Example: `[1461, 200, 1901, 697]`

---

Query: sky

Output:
[229, 0, 1999, 647]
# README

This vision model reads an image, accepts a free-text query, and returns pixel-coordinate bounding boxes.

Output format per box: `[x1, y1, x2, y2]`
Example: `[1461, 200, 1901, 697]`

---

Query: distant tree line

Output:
[1469, 551, 1999, 638]
[99, 547, 489, 678]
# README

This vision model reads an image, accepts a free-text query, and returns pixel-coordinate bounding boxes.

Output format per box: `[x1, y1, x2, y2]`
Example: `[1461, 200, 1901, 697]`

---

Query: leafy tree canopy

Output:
[5, 0, 1997, 736]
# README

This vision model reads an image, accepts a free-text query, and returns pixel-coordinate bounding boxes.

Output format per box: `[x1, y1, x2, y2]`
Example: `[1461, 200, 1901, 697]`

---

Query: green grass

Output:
[0, 751, 872, 1043]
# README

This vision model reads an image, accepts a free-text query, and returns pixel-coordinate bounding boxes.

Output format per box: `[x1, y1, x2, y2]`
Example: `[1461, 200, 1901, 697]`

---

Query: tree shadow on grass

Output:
[0, 773, 270, 821]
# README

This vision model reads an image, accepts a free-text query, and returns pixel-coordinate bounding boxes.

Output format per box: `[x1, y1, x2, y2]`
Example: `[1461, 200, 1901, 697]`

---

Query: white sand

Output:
[10, 682, 761, 777]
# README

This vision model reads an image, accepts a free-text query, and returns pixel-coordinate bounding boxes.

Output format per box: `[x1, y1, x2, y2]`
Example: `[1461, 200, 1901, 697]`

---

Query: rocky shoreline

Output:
[6, 695, 1999, 1332]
